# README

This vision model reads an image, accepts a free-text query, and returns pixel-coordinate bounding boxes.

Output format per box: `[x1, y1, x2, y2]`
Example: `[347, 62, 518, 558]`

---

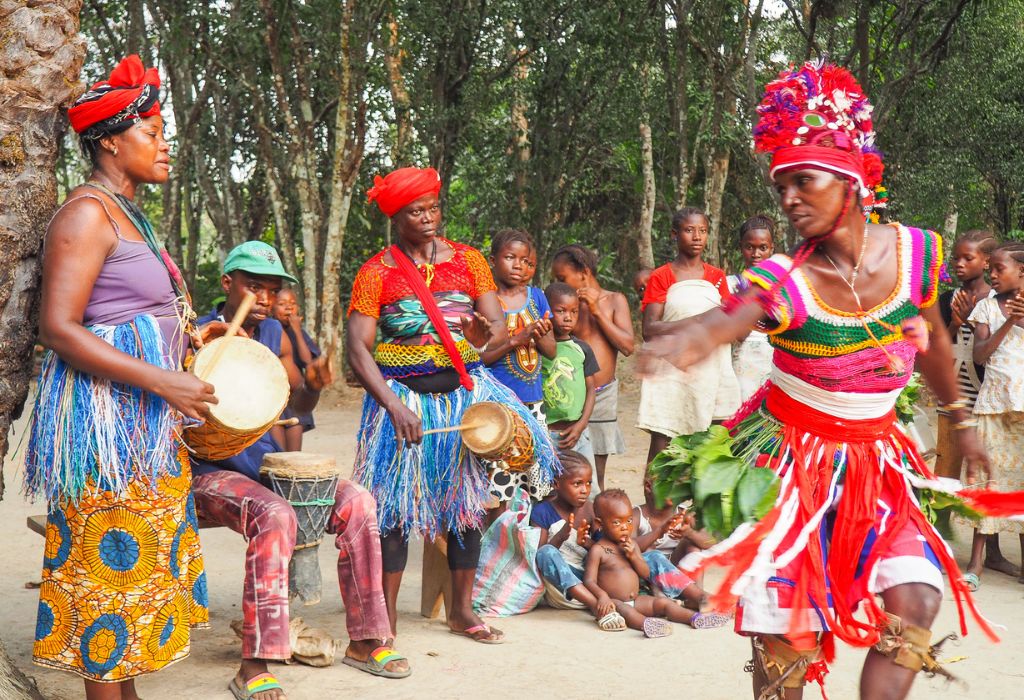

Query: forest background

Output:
[0, 2, 1021, 695]
[63, 0, 1024, 345]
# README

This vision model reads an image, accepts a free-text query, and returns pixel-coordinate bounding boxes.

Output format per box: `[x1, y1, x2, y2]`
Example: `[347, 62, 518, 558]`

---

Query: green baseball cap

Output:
[223, 241, 298, 284]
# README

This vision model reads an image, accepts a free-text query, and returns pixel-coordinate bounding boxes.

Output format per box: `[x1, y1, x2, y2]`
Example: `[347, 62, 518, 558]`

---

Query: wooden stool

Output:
[420, 535, 453, 619]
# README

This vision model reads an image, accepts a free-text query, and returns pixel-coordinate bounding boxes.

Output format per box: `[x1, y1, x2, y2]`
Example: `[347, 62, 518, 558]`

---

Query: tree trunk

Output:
[703, 145, 730, 267]
[0, 1, 85, 696]
[637, 121, 656, 269]
[321, 0, 365, 367]
[385, 12, 413, 165]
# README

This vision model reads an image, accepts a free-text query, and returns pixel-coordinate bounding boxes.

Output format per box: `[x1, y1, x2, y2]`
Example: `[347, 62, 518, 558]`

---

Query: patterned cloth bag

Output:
[472, 487, 543, 616]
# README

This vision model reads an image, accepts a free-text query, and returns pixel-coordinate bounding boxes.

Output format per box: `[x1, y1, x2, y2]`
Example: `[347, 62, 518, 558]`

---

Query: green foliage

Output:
[894, 372, 922, 425]
[68, 0, 1024, 316]
[649, 426, 780, 539]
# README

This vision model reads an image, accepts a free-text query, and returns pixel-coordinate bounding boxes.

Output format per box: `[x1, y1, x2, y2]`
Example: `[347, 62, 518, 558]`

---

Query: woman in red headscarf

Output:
[26, 56, 215, 698]
[640, 61, 1022, 699]
[347, 167, 559, 644]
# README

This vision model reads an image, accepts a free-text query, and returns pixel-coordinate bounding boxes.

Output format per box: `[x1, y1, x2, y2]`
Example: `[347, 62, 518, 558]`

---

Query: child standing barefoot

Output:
[967, 243, 1024, 586]
[584, 490, 729, 636]
[542, 283, 599, 466]
[637, 207, 740, 463]
[551, 245, 634, 491]
[727, 216, 776, 401]
[482, 228, 556, 502]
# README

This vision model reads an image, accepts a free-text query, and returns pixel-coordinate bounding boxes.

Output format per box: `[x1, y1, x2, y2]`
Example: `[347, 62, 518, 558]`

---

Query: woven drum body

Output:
[461, 401, 535, 472]
[185, 336, 289, 460]
[261, 452, 339, 606]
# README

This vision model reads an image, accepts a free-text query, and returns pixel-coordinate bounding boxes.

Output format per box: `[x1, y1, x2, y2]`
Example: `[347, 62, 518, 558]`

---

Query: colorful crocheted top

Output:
[742, 224, 942, 395]
[348, 239, 498, 379]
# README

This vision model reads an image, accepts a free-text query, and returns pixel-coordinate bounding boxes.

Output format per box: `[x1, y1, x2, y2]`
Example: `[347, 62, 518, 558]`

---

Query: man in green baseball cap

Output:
[223, 240, 299, 284]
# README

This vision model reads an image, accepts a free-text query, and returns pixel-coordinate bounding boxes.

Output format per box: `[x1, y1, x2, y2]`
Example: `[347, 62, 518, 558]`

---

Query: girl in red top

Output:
[636, 207, 739, 462]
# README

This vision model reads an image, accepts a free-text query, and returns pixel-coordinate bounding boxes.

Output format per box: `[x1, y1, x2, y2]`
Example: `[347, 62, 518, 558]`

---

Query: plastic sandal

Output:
[597, 611, 627, 631]
[691, 611, 732, 629]
[448, 623, 505, 644]
[962, 572, 980, 592]
[642, 617, 673, 638]
[229, 672, 283, 700]
[342, 645, 411, 679]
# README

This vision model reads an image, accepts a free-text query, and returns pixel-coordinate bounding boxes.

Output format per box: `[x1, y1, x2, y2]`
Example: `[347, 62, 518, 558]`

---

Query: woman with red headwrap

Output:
[347, 167, 559, 644]
[640, 61, 1023, 699]
[26, 55, 214, 699]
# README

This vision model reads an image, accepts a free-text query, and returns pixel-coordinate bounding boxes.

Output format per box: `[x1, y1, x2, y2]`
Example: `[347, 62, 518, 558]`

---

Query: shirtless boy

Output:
[584, 490, 729, 637]
[551, 245, 635, 491]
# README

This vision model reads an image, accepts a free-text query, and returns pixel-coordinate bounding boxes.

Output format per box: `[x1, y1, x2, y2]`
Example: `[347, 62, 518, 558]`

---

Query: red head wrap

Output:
[754, 61, 883, 201]
[366, 167, 442, 217]
[68, 55, 161, 136]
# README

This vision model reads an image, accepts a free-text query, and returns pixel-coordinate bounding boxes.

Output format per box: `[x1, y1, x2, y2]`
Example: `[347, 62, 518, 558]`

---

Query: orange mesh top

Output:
[348, 239, 497, 319]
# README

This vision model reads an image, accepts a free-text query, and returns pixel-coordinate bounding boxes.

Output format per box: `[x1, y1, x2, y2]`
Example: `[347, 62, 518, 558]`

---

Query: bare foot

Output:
[233, 659, 286, 700]
[345, 639, 410, 676]
[984, 556, 1020, 577]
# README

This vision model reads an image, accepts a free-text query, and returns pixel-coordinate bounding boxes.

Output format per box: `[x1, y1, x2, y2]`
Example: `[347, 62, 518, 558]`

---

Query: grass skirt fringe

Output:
[354, 366, 560, 539]
[24, 315, 178, 505]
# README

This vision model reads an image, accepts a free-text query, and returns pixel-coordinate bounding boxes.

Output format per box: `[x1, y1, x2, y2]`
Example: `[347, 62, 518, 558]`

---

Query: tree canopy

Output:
[65, 0, 1024, 338]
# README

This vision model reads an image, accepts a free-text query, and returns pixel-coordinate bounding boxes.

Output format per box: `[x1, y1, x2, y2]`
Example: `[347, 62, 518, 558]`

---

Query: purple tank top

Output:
[83, 237, 184, 362]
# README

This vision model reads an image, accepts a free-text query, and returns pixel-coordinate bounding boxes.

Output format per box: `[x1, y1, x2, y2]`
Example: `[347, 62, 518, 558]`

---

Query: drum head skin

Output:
[460, 402, 515, 453]
[192, 336, 289, 430]
[261, 451, 338, 479]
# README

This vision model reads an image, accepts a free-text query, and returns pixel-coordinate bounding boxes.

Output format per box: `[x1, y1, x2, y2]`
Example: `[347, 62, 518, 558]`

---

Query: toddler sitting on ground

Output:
[584, 489, 729, 637]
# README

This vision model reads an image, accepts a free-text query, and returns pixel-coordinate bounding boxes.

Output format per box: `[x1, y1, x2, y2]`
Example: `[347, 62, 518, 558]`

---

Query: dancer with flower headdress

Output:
[642, 60, 1024, 699]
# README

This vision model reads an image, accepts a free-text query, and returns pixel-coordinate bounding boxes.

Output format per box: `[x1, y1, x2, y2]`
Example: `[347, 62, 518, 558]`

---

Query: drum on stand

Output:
[260, 452, 339, 606]
[185, 336, 289, 460]
[459, 401, 535, 472]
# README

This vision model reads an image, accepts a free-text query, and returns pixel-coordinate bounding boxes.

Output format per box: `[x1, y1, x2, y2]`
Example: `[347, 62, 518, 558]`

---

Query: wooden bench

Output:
[27, 515, 453, 620]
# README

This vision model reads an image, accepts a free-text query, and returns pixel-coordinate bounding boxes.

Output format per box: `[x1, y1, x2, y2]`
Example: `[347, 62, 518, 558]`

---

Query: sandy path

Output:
[3, 365, 1023, 699]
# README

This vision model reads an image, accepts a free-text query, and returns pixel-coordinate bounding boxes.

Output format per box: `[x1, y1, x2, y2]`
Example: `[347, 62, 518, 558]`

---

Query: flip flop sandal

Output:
[691, 611, 732, 630]
[229, 672, 284, 700]
[597, 611, 627, 631]
[448, 623, 505, 644]
[962, 572, 980, 592]
[642, 617, 673, 638]
[342, 646, 412, 679]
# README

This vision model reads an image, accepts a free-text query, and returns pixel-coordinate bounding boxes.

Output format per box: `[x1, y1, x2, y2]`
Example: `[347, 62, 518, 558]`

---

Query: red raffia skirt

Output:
[681, 384, 1013, 664]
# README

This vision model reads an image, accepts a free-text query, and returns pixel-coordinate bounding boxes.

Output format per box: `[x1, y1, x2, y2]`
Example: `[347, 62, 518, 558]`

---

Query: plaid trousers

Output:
[193, 470, 392, 659]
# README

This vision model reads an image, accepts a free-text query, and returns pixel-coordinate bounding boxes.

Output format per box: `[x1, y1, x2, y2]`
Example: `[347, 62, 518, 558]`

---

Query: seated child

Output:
[634, 473, 715, 566]
[542, 283, 598, 466]
[583, 489, 729, 637]
[532, 452, 597, 612]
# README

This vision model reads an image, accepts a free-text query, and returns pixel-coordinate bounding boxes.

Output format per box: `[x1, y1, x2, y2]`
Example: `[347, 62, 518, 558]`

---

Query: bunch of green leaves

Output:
[649, 426, 780, 540]
[918, 488, 982, 539]
[894, 372, 923, 425]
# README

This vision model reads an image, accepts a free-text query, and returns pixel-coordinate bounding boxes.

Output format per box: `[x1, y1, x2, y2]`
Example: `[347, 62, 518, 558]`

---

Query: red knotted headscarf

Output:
[366, 167, 441, 217]
[68, 55, 161, 136]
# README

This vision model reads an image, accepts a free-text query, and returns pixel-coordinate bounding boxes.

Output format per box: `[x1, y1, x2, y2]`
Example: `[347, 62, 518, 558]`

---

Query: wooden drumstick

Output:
[422, 420, 487, 436]
[197, 290, 256, 381]
[274, 417, 300, 427]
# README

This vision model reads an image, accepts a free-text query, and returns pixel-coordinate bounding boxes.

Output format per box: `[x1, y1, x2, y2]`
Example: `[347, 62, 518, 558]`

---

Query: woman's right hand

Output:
[388, 401, 423, 446]
[154, 370, 217, 420]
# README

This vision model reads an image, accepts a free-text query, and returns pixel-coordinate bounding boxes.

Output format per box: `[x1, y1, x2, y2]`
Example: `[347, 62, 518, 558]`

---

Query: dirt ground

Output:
[3, 360, 1023, 700]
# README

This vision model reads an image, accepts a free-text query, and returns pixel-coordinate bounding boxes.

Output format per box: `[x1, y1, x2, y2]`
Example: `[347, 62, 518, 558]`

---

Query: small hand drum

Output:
[460, 401, 535, 472]
[185, 336, 289, 460]
[260, 452, 339, 606]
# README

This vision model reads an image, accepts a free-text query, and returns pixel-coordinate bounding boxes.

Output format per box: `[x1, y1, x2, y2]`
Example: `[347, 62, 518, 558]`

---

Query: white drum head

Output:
[193, 336, 289, 430]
